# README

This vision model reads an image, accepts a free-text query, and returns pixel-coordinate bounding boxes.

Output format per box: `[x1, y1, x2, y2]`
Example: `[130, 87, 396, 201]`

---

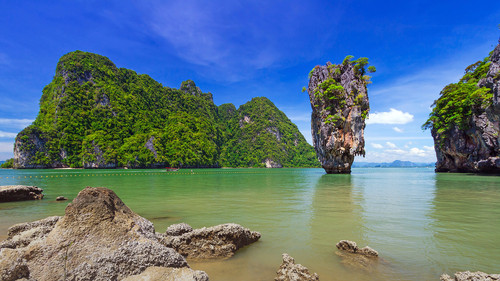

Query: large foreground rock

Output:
[440, 271, 500, 281]
[275, 253, 319, 281]
[0, 185, 43, 202]
[307, 58, 371, 174]
[159, 223, 261, 260]
[0, 187, 201, 281]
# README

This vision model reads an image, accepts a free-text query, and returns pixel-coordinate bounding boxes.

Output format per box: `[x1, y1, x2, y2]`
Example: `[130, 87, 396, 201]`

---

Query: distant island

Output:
[352, 160, 434, 168]
[11, 51, 319, 169]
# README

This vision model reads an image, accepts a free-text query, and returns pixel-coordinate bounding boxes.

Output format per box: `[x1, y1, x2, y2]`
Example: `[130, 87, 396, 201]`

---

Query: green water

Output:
[0, 168, 499, 280]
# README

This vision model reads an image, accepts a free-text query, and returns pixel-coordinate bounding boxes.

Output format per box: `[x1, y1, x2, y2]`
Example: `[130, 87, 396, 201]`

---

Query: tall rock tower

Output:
[307, 57, 372, 173]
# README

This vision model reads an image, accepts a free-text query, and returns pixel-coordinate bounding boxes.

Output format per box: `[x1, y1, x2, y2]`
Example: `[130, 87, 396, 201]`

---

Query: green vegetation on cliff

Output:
[15, 51, 319, 168]
[422, 53, 494, 143]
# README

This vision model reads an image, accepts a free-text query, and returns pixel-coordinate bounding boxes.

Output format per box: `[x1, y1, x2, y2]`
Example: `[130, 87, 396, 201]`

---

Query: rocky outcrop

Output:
[430, 42, 500, 173]
[0, 187, 201, 281]
[440, 271, 500, 281]
[158, 223, 261, 260]
[307, 58, 371, 173]
[274, 253, 319, 281]
[0, 185, 44, 202]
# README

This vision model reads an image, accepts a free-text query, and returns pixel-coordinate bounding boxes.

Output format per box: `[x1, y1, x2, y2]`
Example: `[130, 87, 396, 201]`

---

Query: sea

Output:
[0, 167, 499, 280]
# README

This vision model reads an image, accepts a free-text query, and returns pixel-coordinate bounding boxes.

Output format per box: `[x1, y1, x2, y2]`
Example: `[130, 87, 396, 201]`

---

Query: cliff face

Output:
[307, 58, 371, 173]
[13, 51, 318, 169]
[425, 42, 500, 173]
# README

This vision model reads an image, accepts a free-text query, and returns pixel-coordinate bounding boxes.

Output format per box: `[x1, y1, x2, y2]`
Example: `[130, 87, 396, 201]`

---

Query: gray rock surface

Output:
[274, 253, 319, 281]
[159, 223, 261, 260]
[440, 271, 500, 281]
[165, 223, 194, 236]
[433, 42, 500, 173]
[0, 185, 44, 202]
[123, 266, 209, 281]
[307, 60, 369, 173]
[0, 187, 197, 281]
[0, 216, 60, 249]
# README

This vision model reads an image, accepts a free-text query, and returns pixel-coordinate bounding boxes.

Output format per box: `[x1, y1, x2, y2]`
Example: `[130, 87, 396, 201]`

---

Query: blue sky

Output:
[0, 0, 499, 162]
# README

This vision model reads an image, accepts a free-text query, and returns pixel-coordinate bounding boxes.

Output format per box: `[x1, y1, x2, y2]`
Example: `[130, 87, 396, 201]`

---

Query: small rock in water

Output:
[55, 196, 67, 201]
[440, 271, 500, 281]
[275, 253, 319, 281]
[335, 240, 379, 273]
[336, 240, 378, 257]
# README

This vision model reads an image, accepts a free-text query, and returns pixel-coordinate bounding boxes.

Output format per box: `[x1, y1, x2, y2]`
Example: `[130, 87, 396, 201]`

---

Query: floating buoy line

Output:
[0, 169, 305, 180]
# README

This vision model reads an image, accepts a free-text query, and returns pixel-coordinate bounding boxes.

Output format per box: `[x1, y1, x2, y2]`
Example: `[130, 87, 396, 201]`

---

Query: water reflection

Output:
[428, 173, 500, 275]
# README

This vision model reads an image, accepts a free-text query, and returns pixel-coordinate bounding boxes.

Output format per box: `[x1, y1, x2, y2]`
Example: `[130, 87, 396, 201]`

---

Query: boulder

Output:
[0, 185, 43, 202]
[440, 271, 500, 281]
[159, 223, 261, 260]
[56, 196, 67, 201]
[275, 253, 319, 281]
[0, 187, 201, 281]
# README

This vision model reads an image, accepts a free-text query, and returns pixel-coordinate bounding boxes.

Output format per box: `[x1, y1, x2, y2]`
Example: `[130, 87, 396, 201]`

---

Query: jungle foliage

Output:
[422, 53, 493, 143]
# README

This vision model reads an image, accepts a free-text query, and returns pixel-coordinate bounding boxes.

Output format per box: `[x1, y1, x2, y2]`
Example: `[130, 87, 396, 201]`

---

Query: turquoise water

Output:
[0, 168, 499, 280]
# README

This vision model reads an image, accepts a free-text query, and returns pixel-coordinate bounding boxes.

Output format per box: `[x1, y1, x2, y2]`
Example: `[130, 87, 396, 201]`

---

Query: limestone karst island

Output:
[1, 2, 499, 281]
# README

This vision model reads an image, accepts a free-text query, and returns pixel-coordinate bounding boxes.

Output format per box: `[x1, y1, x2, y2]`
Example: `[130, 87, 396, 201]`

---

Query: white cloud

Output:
[386, 142, 397, 148]
[0, 118, 33, 129]
[366, 108, 414, 125]
[371, 143, 383, 149]
[393, 127, 403, 133]
[0, 142, 13, 153]
[0, 131, 17, 138]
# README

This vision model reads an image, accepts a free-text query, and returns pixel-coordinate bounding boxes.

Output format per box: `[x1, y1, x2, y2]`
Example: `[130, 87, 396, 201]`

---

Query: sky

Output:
[0, 0, 499, 162]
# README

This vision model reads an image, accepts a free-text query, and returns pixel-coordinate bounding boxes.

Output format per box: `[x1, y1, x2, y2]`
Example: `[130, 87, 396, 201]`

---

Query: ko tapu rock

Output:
[424, 41, 500, 173]
[0, 186, 261, 281]
[307, 56, 373, 173]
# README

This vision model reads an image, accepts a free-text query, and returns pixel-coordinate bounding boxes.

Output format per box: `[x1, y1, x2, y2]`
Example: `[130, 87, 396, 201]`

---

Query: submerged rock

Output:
[440, 271, 500, 281]
[307, 58, 371, 173]
[0, 187, 199, 281]
[159, 223, 261, 260]
[274, 253, 319, 281]
[0, 185, 44, 202]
